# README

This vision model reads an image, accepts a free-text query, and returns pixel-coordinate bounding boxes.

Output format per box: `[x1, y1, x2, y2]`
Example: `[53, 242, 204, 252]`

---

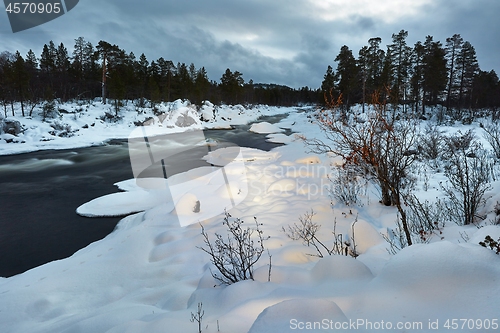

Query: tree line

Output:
[0, 37, 320, 117]
[1, 31, 498, 118]
[322, 30, 500, 118]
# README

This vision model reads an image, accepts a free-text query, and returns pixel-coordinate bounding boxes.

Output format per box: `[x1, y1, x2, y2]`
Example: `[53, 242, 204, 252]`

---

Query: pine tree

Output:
[147, 60, 160, 109]
[334, 45, 359, 109]
[0, 52, 15, 116]
[39, 41, 57, 96]
[25, 49, 40, 116]
[25, 49, 37, 70]
[471, 70, 498, 111]
[135, 53, 149, 105]
[445, 34, 464, 109]
[422, 36, 447, 110]
[388, 30, 412, 109]
[456, 41, 479, 113]
[357, 46, 369, 112]
[220, 68, 244, 104]
[55, 43, 70, 100]
[175, 62, 191, 101]
[55, 43, 70, 72]
[72, 37, 97, 99]
[157, 57, 175, 101]
[366, 37, 385, 93]
[40, 41, 57, 73]
[194, 67, 210, 104]
[96, 41, 114, 104]
[410, 41, 425, 114]
[12, 51, 29, 116]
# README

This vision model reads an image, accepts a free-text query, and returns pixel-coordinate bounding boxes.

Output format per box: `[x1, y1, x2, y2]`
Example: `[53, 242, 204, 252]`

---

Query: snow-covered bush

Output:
[199, 211, 271, 285]
[42, 100, 58, 121]
[49, 121, 76, 138]
[100, 110, 122, 122]
[1, 119, 23, 136]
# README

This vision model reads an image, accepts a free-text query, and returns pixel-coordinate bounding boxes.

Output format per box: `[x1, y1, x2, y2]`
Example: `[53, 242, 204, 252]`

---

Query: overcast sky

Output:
[1, 0, 499, 88]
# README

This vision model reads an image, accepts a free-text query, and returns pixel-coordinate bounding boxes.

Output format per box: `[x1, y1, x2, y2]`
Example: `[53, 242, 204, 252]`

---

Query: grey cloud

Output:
[351, 15, 376, 32]
[0, 0, 498, 89]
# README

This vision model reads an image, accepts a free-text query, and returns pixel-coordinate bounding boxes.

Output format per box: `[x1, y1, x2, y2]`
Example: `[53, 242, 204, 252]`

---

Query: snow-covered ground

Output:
[0, 100, 289, 156]
[1, 101, 500, 333]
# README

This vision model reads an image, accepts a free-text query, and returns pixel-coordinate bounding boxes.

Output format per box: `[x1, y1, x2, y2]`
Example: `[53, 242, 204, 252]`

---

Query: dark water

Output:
[0, 115, 289, 277]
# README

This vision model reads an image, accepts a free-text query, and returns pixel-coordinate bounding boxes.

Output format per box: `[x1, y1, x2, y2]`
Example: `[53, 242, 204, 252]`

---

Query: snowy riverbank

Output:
[1, 101, 500, 333]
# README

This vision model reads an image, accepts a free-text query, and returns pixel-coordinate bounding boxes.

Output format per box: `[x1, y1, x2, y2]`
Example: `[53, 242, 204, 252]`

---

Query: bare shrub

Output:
[404, 194, 446, 241]
[190, 302, 205, 333]
[441, 133, 493, 225]
[418, 123, 445, 160]
[492, 201, 500, 225]
[482, 121, 500, 159]
[383, 216, 413, 255]
[199, 211, 271, 285]
[330, 165, 363, 206]
[302, 91, 418, 246]
[479, 235, 500, 255]
[283, 210, 358, 258]
[383, 195, 446, 254]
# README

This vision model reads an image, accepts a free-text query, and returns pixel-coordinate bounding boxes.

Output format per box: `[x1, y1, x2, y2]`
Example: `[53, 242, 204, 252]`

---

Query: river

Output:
[0, 114, 290, 277]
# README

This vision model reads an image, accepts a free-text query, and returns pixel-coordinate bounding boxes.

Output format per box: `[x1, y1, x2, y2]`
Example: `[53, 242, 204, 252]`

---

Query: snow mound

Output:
[76, 190, 169, 217]
[203, 147, 280, 166]
[374, 242, 500, 292]
[248, 299, 348, 333]
[310, 255, 374, 282]
[249, 122, 284, 134]
[295, 155, 321, 164]
[349, 220, 386, 254]
[267, 178, 296, 195]
[360, 241, 500, 320]
[266, 133, 294, 144]
[468, 225, 500, 244]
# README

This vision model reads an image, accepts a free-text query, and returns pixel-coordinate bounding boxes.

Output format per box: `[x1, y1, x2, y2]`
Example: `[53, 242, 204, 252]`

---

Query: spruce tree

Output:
[334, 45, 359, 109]
[320, 65, 335, 99]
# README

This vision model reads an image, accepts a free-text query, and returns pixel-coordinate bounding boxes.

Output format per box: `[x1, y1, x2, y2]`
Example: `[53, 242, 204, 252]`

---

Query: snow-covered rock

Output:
[249, 121, 284, 134]
[249, 299, 348, 333]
